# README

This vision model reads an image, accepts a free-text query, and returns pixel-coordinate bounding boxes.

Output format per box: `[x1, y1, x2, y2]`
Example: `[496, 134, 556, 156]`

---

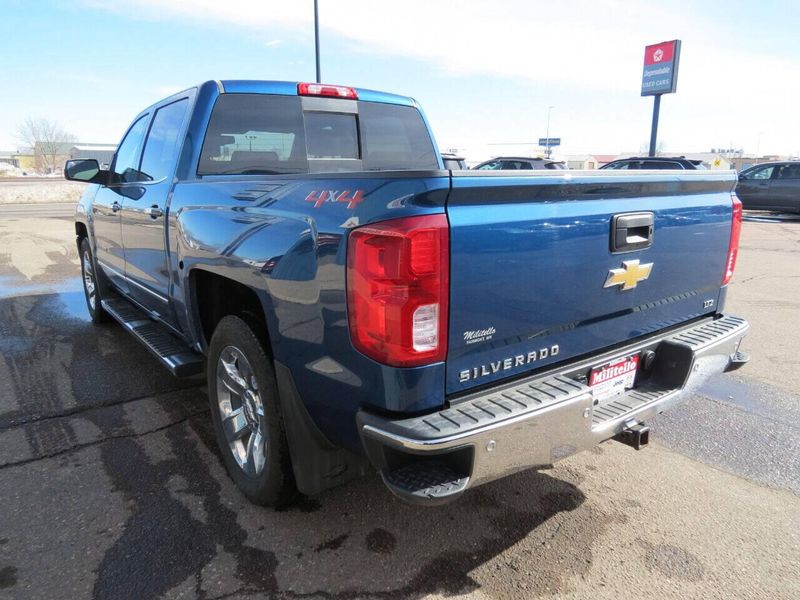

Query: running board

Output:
[101, 297, 204, 377]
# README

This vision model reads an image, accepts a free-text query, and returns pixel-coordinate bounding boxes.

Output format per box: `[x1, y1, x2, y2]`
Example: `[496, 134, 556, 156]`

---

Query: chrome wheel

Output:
[216, 346, 267, 477]
[82, 250, 96, 310]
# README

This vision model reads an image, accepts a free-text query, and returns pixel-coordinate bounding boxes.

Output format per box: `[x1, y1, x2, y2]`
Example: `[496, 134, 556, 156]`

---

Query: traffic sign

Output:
[538, 138, 561, 147]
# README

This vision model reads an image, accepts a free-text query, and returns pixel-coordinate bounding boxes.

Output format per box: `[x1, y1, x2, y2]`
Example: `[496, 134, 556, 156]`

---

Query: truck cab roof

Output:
[155, 80, 417, 110]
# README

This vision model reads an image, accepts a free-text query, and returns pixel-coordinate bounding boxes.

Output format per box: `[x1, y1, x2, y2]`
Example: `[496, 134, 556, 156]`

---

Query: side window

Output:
[140, 98, 189, 182]
[113, 115, 149, 183]
[500, 160, 536, 170]
[500, 161, 521, 170]
[642, 161, 681, 169]
[477, 160, 502, 170]
[749, 165, 774, 180]
[776, 164, 800, 179]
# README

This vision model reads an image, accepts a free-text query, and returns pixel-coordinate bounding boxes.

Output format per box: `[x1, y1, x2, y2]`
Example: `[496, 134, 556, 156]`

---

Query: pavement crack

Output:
[0, 409, 207, 470]
[0, 386, 203, 432]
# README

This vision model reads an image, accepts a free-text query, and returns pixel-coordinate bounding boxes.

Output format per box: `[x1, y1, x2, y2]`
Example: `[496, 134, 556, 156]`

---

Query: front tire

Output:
[207, 315, 296, 507]
[79, 237, 109, 323]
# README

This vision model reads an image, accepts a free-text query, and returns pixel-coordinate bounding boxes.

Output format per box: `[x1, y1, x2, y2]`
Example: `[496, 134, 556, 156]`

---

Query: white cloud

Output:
[77, 0, 800, 156]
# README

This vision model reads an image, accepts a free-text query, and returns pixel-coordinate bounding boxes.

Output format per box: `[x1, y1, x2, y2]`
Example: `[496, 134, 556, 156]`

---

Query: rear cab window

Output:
[198, 93, 438, 175]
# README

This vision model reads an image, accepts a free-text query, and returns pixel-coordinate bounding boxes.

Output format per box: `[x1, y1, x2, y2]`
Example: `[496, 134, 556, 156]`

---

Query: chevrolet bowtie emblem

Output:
[604, 259, 653, 291]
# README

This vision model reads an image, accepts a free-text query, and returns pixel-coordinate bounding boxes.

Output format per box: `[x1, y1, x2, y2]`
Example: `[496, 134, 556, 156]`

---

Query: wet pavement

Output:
[1, 213, 799, 600]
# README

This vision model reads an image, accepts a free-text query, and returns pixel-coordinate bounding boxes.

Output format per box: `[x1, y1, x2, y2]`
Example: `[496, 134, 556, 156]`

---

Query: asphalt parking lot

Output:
[0, 196, 798, 599]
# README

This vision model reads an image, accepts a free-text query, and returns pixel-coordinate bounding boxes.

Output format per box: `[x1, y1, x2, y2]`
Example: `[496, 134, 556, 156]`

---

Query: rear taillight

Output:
[723, 193, 743, 285]
[297, 82, 358, 99]
[347, 214, 449, 367]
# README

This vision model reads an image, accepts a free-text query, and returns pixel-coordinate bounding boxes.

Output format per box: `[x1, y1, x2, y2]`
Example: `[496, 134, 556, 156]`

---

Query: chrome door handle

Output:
[111, 201, 121, 213]
[146, 206, 163, 219]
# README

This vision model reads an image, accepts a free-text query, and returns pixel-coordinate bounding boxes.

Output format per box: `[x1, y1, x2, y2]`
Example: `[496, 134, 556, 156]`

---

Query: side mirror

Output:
[64, 159, 109, 185]
[738, 172, 746, 180]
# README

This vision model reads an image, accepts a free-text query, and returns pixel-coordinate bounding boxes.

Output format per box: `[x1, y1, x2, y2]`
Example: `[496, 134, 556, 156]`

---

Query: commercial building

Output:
[69, 144, 117, 166]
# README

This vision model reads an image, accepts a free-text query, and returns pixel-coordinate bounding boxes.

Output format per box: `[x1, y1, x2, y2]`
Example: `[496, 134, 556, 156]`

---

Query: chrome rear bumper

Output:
[358, 315, 749, 504]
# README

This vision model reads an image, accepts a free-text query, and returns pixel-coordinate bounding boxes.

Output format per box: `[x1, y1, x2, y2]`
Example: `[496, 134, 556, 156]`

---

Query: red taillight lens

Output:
[347, 214, 449, 367]
[297, 82, 358, 99]
[723, 193, 743, 285]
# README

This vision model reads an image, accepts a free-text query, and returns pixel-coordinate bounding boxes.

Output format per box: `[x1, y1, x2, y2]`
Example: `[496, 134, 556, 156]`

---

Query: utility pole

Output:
[314, 0, 321, 83]
[544, 105, 554, 158]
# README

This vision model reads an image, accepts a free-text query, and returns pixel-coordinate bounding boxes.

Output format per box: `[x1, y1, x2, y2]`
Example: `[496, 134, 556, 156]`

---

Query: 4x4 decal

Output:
[305, 190, 365, 209]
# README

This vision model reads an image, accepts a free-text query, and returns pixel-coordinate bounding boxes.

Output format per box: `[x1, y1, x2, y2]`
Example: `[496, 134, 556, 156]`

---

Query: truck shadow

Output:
[186, 412, 598, 599]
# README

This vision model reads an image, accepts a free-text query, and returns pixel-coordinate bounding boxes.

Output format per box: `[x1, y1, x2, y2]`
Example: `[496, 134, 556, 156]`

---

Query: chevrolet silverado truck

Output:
[67, 80, 749, 506]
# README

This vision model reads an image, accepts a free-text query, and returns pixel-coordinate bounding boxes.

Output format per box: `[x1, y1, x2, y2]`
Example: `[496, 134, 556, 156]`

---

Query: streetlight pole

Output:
[544, 105, 554, 158]
[314, 0, 321, 83]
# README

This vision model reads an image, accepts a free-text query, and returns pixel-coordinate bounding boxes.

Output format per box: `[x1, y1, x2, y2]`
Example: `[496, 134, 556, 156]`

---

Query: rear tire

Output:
[207, 315, 297, 507]
[79, 237, 109, 324]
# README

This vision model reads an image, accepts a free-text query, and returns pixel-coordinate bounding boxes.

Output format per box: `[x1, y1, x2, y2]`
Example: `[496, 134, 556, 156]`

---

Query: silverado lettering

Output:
[459, 345, 561, 383]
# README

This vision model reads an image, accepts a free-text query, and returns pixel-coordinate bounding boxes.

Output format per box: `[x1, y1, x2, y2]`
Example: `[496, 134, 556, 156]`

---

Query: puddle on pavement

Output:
[0, 275, 83, 302]
[0, 276, 89, 326]
[51, 288, 91, 321]
[696, 374, 797, 423]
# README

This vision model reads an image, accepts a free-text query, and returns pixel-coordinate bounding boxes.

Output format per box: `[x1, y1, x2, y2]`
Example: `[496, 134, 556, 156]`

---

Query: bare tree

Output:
[16, 117, 77, 174]
[638, 140, 667, 156]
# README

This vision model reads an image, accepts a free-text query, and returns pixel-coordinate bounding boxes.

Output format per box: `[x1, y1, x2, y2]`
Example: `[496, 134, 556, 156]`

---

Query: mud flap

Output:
[274, 361, 369, 496]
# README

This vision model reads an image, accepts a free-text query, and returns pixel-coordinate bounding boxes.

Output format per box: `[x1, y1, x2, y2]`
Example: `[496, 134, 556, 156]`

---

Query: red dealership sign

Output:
[641, 40, 681, 96]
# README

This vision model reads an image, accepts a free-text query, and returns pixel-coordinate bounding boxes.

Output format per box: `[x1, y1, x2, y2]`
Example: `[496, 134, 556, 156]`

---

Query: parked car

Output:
[441, 153, 468, 170]
[736, 161, 800, 213]
[601, 156, 706, 170]
[473, 156, 566, 170]
[68, 80, 748, 507]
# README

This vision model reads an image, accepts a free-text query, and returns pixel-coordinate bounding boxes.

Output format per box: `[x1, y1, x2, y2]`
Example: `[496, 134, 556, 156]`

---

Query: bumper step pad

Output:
[382, 461, 470, 505]
[101, 296, 204, 377]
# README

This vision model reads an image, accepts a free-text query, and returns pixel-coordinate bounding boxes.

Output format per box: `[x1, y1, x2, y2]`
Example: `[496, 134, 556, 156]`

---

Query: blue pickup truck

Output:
[67, 80, 749, 506]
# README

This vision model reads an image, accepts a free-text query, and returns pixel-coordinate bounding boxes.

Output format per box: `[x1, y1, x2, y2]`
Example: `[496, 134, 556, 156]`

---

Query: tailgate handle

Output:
[611, 212, 654, 252]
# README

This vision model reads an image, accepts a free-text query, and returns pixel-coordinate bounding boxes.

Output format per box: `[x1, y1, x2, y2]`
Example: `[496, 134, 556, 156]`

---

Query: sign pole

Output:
[648, 94, 661, 157]
[641, 40, 680, 157]
[544, 105, 554, 159]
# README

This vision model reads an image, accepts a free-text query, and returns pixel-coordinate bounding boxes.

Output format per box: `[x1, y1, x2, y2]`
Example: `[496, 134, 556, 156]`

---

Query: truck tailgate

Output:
[445, 170, 737, 395]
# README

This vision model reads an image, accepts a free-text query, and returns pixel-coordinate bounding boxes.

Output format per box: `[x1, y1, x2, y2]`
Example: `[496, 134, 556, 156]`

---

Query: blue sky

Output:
[1, 0, 798, 159]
